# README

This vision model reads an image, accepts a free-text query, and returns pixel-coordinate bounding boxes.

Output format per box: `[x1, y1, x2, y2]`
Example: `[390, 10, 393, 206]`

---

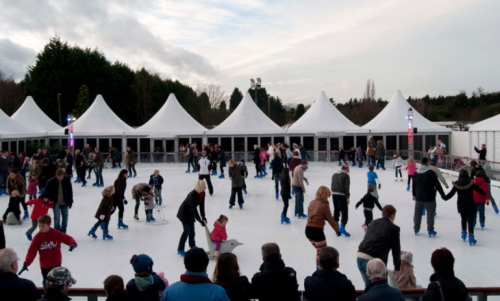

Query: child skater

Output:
[355, 187, 382, 231]
[27, 173, 39, 200]
[77, 159, 87, 187]
[280, 168, 292, 224]
[338, 148, 347, 166]
[19, 215, 77, 285]
[149, 170, 164, 207]
[472, 171, 489, 229]
[2, 190, 22, 225]
[393, 251, 417, 289]
[356, 147, 364, 168]
[88, 185, 115, 240]
[25, 197, 54, 241]
[210, 214, 229, 259]
[367, 165, 381, 199]
[392, 151, 406, 181]
[405, 156, 416, 191]
[259, 147, 269, 177]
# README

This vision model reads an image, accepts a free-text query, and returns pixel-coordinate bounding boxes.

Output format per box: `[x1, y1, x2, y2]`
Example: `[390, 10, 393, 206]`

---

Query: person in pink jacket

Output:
[210, 214, 228, 259]
[473, 171, 490, 229]
[259, 148, 269, 177]
[405, 156, 417, 191]
[27, 173, 39, 200]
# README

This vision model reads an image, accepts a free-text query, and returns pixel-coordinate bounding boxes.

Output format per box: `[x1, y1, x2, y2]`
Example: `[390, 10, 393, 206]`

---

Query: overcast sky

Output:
[1, 0, 499, 105]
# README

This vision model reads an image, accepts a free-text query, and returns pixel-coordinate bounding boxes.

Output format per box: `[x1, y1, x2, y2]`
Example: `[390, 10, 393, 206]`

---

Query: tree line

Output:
[1, 37, 500, 128]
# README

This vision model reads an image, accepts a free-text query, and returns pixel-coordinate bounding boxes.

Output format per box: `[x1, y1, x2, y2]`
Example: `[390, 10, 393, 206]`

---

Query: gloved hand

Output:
[68, 204, 72, 209]
[486, 200, 490, 206]
[99, 214, 105, 220]
[202, 217, 207, 224]
[123, 199, 128, 205]
[378, 184, 381, 190]
[18, 264, 29, 275]
[200, 220, 206, 227]
[69, 244, 77, 252]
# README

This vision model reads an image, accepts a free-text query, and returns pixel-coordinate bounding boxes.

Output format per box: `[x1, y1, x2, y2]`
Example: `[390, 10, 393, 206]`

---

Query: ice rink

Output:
[2, 161, 500, 294]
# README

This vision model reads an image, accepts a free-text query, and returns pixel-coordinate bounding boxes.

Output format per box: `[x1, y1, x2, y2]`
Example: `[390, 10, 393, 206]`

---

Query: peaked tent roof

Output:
[0, 109, 43, 138]
[469, 114, 500, 131]
[208, 92, 285, 135]
[11, 96, 62, 133]
[129, 93, 207, 137]
[362, 90, 451, 133]
[288, 91, 366, 134]
[49, 94, 132, 137]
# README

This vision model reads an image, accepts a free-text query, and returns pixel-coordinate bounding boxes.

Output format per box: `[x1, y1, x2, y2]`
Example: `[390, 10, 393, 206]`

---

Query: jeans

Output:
[357, 257, 371, 287]
[461, 212, 475, 234]
[293, 186, 304, 216]
[376, 156, 385, 169]
[154, 187, 162, 204]
[395, 166, 402, 178]
[92, 220, 109, 233]
[274, 173, 282, 194]
[135, 197, 141, 215]
[188, 156, 195, 171]
[128, 164, 137, 176]
[229, 187, 244, 205]
[475, 203, 485, 225]
[53, 203, 69, 233]
[414, 201, 436, 231]
[199, 174, 213, 195]
[178, 222, 196, 251]
[332, 194, 349, 225]
[95, 167, 103, 185]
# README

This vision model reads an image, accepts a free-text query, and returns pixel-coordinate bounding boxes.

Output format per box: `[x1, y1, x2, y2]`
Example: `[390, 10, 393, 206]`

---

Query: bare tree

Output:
[195, 84, 228, 109]
[0, 70, 24, 115]
[361, 79, 375, 125]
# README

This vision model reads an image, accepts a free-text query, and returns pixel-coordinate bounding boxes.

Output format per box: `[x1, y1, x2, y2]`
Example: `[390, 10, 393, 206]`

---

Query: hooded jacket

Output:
[412, 165, 445, 202]
[126, 272, 165, 301]
[304, 269, 356, 301]
[250, 258, 299, 301]
[210, 221, 228, 242]
[95, 192, 114, 222]
[443, 178, 484, 214]
[420, 272, 468, 301]
[473, 177, 489, 204]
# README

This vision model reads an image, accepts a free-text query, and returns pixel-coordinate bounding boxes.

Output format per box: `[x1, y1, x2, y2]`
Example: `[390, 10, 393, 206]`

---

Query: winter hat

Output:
[130, 254, 153, 273]
[401, 251, 413, 266]
[46, 266, 77, 286]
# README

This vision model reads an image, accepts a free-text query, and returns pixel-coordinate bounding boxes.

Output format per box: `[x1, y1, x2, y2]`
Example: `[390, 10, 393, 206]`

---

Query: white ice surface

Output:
[2, 162, 500, 294]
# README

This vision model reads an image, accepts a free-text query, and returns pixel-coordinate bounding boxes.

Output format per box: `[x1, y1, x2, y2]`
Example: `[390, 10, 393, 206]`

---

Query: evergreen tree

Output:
[73, 84, 90, 118]
[229, 87, 243, 110]
[295, 103, 306, 120]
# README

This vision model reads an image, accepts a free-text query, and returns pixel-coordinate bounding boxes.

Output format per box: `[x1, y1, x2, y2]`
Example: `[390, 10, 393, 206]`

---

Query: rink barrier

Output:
[36, 287, 500, 300]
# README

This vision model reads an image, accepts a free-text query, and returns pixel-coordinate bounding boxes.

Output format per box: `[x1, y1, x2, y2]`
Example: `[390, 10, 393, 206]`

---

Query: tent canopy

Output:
[11, 96, 62, 133]
[362, 90, 451, 133]
[129, 93, 207, 137]
[288, 91, 366, 134]
[0, 109, 43, 138]
[208, 92, 285, 135]
[469, 114, 500, 131]
[49, 94, 132, 137]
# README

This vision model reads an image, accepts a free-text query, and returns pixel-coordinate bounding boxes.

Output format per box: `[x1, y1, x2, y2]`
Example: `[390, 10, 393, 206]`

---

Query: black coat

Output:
[95, 195, 114, 222]
[177, 190, 205, 223]
[42, 176, 74, 207]
[471, 165, 490, 183]
[114, 176, 127, 206]
[125, 273, 166, 301]
[37, 290, 71, 301]
[356, 193, 382, 210]
[474, 147, 486, 160]
[280, 175, 291, 199]
[252, 149, 260, 164]
[270, 157, 284, 177]
[75, 153, 85, 168]
[215, 275, 251, 301]
[357, 217, 401, 271]
[250, 258, 299, 301]
[304, 269, 356, 301]
[420, 273, 468, 301]
[148, 174, 164, 190]
[0, 271, 41, 301]
[0, 220, 5, 249]
[3, 196, 22, 221]
[412, 166, 445, 202]
[218, 150, 227, 168]
[38, 164, 57, 188]
[443, 178, 484, 214]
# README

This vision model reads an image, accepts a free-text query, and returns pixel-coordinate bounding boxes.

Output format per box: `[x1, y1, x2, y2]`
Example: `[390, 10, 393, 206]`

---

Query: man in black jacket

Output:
[42, 169, 74, 233]
[356, 205, 400, 287]
[0, 248, 40, 301]
[304, 246, 356, 301]
[251, 242, 299, 301]
[474, 144, 487, 162]
[270, 153, 284, 200]
[412, 157, 445, 237]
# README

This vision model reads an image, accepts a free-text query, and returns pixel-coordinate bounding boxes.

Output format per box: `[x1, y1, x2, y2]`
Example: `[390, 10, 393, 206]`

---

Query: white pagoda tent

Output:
[11, 96, 62, 133]
[469, 114, 500, 164]
[362, 90, 451, 155]
[0, 109, 41, 138]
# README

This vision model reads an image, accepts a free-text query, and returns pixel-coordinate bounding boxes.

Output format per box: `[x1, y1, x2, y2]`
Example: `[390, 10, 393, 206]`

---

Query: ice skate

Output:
[218, 174, 225, 179]
[22, 211, 29, 220]
[103, 232, 113, 240]
[239, 204, 243, 210]
[428, 230, 437, 237]
[229, 205, 233, 209]
[275, 193, 279, 200]
[146, 215, 151, 223]
[338, 162, 342, 166]
[118, 219, 129, 229]
[480, 222, 485, 229]
[88, 228, 97, 239]
[461, 231, 467, 241]
[394, 178, 398, 181]
[243, 189, 247, 194]
[339, 224, 351, 237]
[26, 231, 32, 241]
[414, 229, 419, 235]
[298, 214, 307, 219]
[281, 214, 291, 224]
[362, 223, 368, 232]
[468, 234, 477, 246]
[406, 185, 410, 191]
[177, 250, 186, 257]
[133, 214, 139, 221]
[493, 205, 499, 214]
[82, 183, 86, 187]
[150, 215, 156, 222]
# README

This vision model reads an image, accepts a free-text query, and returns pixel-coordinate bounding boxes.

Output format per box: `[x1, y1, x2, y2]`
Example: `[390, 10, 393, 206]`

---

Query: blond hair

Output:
[194, 180, 206, 192]
[407, 156, 415, 165]
[315, 186, 331, 202]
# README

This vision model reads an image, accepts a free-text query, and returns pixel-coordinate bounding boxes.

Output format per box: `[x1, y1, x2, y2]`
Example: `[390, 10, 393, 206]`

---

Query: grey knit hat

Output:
[401, 251, 413, 267]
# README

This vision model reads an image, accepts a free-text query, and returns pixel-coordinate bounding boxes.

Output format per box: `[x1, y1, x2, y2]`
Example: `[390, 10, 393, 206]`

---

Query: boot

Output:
[352, 161, 356, 166]
[82, 183, 86, 187]
[103, 232, 113, 240]
[86, 174, 91, 179]
[358, 162, 363, 168]
[177, 250, 186, 257]
[150, 215, 156, 222]
[26, 231, 32, 241]
[428, 230, 437, 237]
[88, 228, 97, 239]
[468, 234, 477, 246]
[22, 211, 29, 220]
[146, 215, 151, 223]
[338, 162, 342, 166]
[185, 169, 190, 173]
[339, 224, 351, 237]
[239, 204, 243, 210]
[493, 205, 499, 214]
[480, 222, 485, 229]
[298, 214, 307, 219]
[229, 204, 233, 209]
[218, 173, 225, 179]
[281, 214, 291, 224]
[406, 185, 410, 191]
[243, 189, 247, 194]
[414, 229, 419, 235]
[134, 214, 139, 221]
[461, 231, 467, 241]
[275, 193, 279, 200]
[118, 219, 129, 229]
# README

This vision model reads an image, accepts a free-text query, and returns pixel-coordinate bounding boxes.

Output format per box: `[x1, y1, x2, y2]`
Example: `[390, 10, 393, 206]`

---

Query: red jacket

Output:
[210, 221, 228, 242]
[473, 177, 490, 204]
[26, 198, 54, 221]
[24, 228, 76, 269]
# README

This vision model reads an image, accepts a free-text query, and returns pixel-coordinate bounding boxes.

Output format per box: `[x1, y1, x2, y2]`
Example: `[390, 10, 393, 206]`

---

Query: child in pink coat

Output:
[27, 174, 39, 200]
[259, 148, 269, 176]
[405, 156, 417, 191]
[210, 214, 228, 259]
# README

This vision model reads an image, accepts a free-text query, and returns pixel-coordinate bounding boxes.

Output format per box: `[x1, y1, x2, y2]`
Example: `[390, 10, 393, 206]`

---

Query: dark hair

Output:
[104, 275, 127, 298]
[368, 165, 374, 171]
[301, 161, 308, 165]
[262, 243, 280, 261]
[42, 158, 50, 165]
[10, 168, 19, 174]
[458, 170, 470, 179]
[282, 167, 290, 183]
[56, 169, 65, 176]
[38, 215, 52, 225]
[184, 247, 209, 272]
[143, 186, 151, 193]
[382, 205, 396, 218]
[116, 169, 128, 181]
[367, 187, 374, 193]
[212, 253, 240, 284]
[421, 157, 429, 165]
[470, 160, 478, 167]
[475, 171, 484, 178]
[217, 214, 228, 223]
[431, 248, 455, 277]
[319, 247, 339, 270]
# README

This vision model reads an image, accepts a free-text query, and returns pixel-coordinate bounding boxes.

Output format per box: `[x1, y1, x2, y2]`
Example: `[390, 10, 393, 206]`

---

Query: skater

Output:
[114, 169, 129, 229]
[210, 146, 219, 176]
[271, 152, 284, 200]
[472, 171, 489, 229]
[259, 147, 269, 177]
[93, 147, 104, 187]
[348, 147, 356, 166]
[252, 144, 262, 178]
[109, 147, 121, 168]
[73, 149, 84, 183]
[76, 158, 87, 187]
[375, 140, 386, 170]
[471, 160, 498, 213]
[2, 190, 22, 225]
[25, 197, 54, 241]
[305, 186, 340, 267]
[405, 156, 416, 191]
[176, 180, 207, 256]
[337, 148, 347, 166]
[37, 158, 57, 195]
[198, 150, 214, 196]
[268, 142, 275, 168]
[367, 165, 381, 199]
[87, 152, 96, 180]
[356, 147, 364, 168]
[412, 157, 446, 237]
[185, 143, 195, 173]
[149, 170, 164, 207]
[355, 187, 383, 231]
[19, 215, 77, 285]
[7, 168, 29, 220]
[88, 185, 116, 240]
[217, 146, 227, 179]
[228, 159, 247, 209]
[42, 169, 74, 234]
[292, 161, 309, 218]
[331, 164, 351, 237]
[125, 146, 137, 177]
[280, 167, 292, 224]
[192, 143, 199, 171]
[392, 151, 406, 182]
[289, 150, 302, 177]
[65, 148, 74, 179]
[442, 170, 485, 245]
[393, 251, 417, 289]
[131, 183, 154, 221]
[366, 141, 376, 166]
[83, 143, 92, 161]
[210, 214, 228, 259]
[27, 173, 39, 200]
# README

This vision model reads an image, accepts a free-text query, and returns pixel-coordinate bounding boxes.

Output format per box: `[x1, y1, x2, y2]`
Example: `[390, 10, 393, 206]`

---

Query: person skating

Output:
[37, 158, 57, 195]
[337, 148, 347, 166]
[270, 152, 283, 200]
[73, 149, 85, 184]
[375, 140, 386, 170]
[192, 144, 199, 172]
[405, 156, 416, 191]
[25, 197, 54, 241]
[217, 146, 227, 179]
[6, 168, 29, 219]
[131, 183, 154, 221]
[88, 185, 116, 240]
[185, 143, 195, 173]
[198, 150, 214, 196]
[356, 187, 383, 231]
[331, 164, 351, 237]
[472, 171, 489, 229]
[280, 168, 292, 224]
[126, 146, 137, 177]
[42, 169, 74, 234]
[228, 159, 247, 209]
[210, 147, 219, 176]
[2, 190, 23, 225]
[252, 145, 262, 178]
[114, 169, 129, 229]
[93, 147, 104, 187]
[392, 151, 406, 182]
[366, 141, 376, 166]
[292, 161, 309, 218]
[356, 147, 364, 168]
[366, 165, 381, 199]
[471, 160, 498, 213]
[348, 147, 356, 167]
[149, 170, 164, 207]
[259, 147, 269, 177]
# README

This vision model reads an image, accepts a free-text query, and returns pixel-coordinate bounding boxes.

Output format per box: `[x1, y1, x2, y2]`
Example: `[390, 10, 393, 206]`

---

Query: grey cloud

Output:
[0, 39, 37, 80]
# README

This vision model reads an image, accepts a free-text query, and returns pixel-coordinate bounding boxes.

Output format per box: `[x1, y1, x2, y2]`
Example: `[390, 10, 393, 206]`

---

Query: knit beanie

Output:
[130, 254, 153, 273]
[401, 251, 413, 267]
